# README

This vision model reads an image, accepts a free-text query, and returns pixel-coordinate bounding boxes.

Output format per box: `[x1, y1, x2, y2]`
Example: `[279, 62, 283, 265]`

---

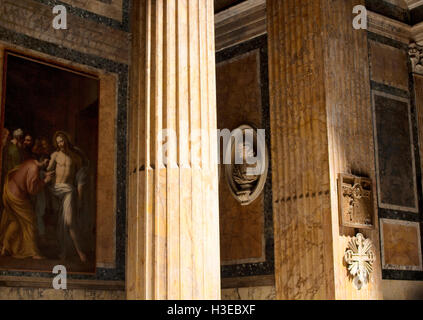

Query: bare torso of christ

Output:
[48, 151, 76, 185]
[46, 144, 87, 262]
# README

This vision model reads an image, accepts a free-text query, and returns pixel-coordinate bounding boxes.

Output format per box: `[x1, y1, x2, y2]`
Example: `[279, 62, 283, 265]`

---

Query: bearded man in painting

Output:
[22, 134, 35, 160]
[0, 155, 53, 259]
[47, 131, 88, 263]
[4, 128, 24, 175]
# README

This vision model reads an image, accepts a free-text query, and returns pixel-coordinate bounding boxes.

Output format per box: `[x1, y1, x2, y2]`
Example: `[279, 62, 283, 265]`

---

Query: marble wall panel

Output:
[382, 280, 423, 300]
[413, 74, 423, 208]
[216, 49, 265, 265]
[0, 0, 130, 64]
[221, 285, 275, 300]
[369, 40, 409, 91]
[58, 0, 124, 22]
[96, 72, 117, 268]
[0, 286, 125, 300]
[381, 219, 423, 271]
[372, 91, 418, 213]
[370, 34, 423, 285]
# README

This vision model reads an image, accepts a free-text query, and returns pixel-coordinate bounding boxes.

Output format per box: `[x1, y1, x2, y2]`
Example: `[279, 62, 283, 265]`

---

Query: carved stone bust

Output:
[224, 124, 268, 206]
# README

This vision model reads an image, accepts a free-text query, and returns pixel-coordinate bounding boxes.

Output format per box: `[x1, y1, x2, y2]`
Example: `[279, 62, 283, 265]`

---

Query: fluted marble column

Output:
[127, 0, 220, 300]
[267, 0, 383, 299]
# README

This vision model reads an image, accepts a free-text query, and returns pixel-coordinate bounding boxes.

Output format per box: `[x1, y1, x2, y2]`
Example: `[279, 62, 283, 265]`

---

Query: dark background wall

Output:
[4, 54, 99, 169]
[216, 35, 274, 282]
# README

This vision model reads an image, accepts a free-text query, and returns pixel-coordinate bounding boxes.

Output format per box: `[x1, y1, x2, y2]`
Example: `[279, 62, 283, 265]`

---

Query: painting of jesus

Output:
[0, 52, 99, 274]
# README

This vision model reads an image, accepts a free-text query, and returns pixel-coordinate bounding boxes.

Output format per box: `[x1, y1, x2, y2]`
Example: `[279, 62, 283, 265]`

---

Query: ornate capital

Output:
[409, 42, 423, 75]
[344, 233, 376, 290]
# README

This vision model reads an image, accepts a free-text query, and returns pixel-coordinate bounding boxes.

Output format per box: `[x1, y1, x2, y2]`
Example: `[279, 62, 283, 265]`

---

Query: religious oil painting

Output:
[0, 52, 99, 274]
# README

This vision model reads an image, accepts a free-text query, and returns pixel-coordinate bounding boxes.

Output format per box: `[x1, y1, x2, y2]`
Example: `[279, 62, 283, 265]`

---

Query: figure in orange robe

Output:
[0, 157, 52, 259]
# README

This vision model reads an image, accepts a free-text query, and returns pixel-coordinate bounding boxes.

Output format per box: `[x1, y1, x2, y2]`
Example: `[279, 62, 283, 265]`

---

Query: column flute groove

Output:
[267, 0, 382, 299]
[128, 0, 220, 300]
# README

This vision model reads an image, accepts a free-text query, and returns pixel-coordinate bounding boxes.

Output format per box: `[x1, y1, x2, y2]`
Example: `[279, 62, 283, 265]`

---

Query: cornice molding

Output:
[367, 11, 423, 75]
[215, 0, 266, 51]
[411, 21, 423, 43]
[368, 10, 411, 43]
[367, 10, 423, 45]
[408, 0, 423, 10]
[214, 4, 423, 50]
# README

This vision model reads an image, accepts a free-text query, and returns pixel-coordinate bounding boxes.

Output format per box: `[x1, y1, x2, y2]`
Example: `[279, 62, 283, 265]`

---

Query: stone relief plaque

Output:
[224, 124, 268, 206]
[338, 173, 373, 229]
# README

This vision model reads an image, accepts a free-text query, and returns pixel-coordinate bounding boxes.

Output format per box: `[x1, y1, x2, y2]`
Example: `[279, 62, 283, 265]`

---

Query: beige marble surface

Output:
[323, 0, 383, 300]
[414, 75, 423, 218]
[0, 0, 130, 64]
[267, 0, 383, 299]
[60, 0, 124, 22]
[222, 286, 275, 300]
[96, 72, 118, 268]
[382, 280, 423, 300]
[381, 219, 422, 270]
[369, 40, 409, 91]
[0, 287, 125, 300]
[127, 0, 220, 300]
[267, 0, 334, 300]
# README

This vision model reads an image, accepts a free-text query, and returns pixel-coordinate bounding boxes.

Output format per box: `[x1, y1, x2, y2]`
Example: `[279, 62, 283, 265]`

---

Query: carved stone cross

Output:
[344, 233, 376, 290]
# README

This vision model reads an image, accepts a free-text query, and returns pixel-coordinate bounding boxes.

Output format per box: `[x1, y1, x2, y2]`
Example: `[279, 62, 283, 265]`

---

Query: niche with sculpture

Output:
[224, 124, 268, 206]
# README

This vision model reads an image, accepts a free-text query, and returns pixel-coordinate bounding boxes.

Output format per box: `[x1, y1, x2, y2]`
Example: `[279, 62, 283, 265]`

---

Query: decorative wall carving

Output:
[409, 42, 423, 75]
[344, 233, 376, 290]
[338, 174, 373, 229]
[224, 124, 268, 206]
